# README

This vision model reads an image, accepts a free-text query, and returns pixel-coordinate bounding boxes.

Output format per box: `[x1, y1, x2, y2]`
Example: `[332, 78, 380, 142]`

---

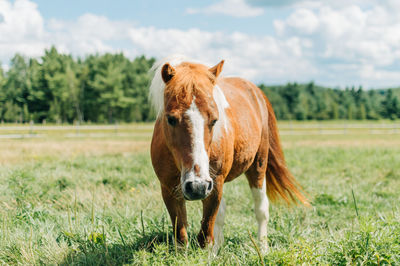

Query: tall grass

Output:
[0, 128, 399, 264]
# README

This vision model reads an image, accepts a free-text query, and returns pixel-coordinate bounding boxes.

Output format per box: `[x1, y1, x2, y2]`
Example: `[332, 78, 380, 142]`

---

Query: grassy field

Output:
[0, 121, 399, 265]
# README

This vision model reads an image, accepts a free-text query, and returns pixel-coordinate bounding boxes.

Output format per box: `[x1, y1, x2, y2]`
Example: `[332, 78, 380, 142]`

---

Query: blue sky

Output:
[1, 0, 400, 88]
[32, 0, 290, 35]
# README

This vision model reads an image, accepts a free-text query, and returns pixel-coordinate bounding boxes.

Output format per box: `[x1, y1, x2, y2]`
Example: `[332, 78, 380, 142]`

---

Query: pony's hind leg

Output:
[212, 197, 226, 254]
[246, 151, 270, 253]
[250, 179, 269, 252]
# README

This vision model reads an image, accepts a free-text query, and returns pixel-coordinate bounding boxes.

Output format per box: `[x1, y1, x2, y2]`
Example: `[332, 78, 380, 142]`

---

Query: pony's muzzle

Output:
[182, 179, 213, 201]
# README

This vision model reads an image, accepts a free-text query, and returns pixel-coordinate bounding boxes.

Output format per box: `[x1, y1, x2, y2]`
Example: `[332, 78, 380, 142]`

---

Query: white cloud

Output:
[186, 0, 264, 18]
[0, 0, 48, 61]
[360, 64, 400, 81]
[0, 0, 308, 83]
[0, 0, 399, 88]
[126, 26, 316, 83]
[274, 3, 400, 87]
[47, 14, 134, 56]
[248, 0, 379, 9]
[275, 8, 319, 35]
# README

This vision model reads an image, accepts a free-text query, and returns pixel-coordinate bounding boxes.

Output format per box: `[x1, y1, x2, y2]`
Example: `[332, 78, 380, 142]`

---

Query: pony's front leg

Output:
[161, 185, 188, 245]
[197, 181, 224, 248]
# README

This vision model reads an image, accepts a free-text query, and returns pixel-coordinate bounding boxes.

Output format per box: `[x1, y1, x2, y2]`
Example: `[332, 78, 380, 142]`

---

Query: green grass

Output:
[0, 124, 400, 265]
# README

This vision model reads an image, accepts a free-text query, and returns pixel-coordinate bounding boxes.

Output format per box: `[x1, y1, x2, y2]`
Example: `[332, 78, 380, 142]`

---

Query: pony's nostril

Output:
[184, 182, 193, 194]
[207, 181, 213, 192]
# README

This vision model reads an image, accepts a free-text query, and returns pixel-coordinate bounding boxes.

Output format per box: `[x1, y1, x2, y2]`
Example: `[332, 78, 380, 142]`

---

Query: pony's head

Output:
[151, 57, 225, 200]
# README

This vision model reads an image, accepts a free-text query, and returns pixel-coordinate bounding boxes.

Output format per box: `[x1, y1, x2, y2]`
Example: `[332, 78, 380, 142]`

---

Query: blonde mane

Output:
[148, 55, 190, 117]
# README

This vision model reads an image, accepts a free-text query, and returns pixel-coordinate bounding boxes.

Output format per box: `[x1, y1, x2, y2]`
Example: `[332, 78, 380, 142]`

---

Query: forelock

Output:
[164, 63, 215, 111]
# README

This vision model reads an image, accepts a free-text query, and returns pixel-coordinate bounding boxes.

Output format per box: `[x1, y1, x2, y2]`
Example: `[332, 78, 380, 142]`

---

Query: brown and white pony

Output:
[149, 55, 308, 252]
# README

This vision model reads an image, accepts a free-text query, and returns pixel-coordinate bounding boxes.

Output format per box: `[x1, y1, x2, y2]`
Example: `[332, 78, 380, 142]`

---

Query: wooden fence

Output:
[0, 122, 399, 139]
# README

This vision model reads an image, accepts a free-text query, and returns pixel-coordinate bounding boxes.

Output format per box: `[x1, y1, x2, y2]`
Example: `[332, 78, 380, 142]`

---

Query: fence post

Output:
[29, 120, 34, 136]
[75, 120, 80, 136]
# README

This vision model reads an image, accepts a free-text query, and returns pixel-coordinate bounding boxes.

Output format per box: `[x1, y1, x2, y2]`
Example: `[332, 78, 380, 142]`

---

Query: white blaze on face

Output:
[212, 85, 230, 141]
[182, 98, 211, 183]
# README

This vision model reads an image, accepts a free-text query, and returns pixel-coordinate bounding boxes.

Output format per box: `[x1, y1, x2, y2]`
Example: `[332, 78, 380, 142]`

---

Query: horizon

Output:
[3, 48, 399, 91]
[1, 0, 400, 89]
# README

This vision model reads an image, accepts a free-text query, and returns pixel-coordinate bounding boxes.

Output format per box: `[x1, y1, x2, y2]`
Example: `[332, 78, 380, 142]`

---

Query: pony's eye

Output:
[210, 119, 217, 127]
[167, 116, 178, 126]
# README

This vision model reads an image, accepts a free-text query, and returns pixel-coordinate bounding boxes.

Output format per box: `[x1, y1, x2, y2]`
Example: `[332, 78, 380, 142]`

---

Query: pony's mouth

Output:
[183, 194, 205, 201]
[183, 193, 209, 201]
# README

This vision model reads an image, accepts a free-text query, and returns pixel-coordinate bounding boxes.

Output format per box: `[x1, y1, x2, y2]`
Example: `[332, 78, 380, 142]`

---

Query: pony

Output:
[149, 55, 308, 252]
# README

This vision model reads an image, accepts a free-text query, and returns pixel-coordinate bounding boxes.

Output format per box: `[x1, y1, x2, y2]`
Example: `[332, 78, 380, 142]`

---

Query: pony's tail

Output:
[264, 96, 310, 206]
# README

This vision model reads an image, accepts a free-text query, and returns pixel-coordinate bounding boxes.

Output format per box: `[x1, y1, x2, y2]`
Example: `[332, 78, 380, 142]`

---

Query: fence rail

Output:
[0, 124, 152, 131]
[0, 122, 399, 139]
[278, 123, 400, 129]
[278, 122, 400, 135]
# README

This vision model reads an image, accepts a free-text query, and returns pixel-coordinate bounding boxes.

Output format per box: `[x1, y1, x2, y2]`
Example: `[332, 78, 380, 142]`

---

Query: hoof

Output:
[259, 239, 269, 255]
[197, 233, 213, 249]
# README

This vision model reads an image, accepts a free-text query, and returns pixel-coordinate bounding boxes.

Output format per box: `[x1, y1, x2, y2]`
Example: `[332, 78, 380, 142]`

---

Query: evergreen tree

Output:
[0, 64, 5, 121]
[382, 89, 400, 120]
[0, 49, 398, 123]
[2, 54, 29, 122]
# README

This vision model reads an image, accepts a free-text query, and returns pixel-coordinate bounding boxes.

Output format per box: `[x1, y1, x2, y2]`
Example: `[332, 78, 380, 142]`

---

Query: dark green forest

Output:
[0, 47, 399, 123]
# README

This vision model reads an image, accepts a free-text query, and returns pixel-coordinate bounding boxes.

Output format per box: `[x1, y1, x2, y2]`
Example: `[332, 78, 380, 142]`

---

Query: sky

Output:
[0, 0, 400, 88]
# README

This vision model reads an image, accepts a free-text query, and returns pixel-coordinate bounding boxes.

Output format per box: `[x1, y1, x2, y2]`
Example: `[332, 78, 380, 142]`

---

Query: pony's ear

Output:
[209, 60, 225, 78]
[161, 63, 176, 83]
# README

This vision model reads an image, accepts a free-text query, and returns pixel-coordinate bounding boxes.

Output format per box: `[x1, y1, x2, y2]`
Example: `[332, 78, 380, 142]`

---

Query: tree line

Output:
[0, 47, 399, 123]
[260, 83, 400, 120]
[0, 47, 155, 124]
